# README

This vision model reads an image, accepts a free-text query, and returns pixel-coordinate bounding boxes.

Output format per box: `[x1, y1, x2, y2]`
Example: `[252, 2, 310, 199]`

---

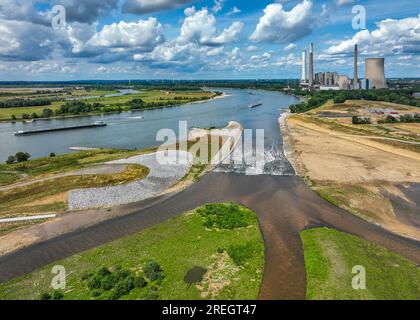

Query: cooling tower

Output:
[365, 58, 387, 89]
[309, 43, 314, 87]
[301, 50, 307, 82]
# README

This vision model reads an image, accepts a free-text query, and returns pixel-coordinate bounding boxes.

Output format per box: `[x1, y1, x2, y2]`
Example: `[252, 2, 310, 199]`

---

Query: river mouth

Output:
[215, 141, 295, 176]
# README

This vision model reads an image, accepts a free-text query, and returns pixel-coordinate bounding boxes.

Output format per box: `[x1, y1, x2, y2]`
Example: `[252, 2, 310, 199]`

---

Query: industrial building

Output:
[315, 72, 339, 86]
[300, 42, 387, 91]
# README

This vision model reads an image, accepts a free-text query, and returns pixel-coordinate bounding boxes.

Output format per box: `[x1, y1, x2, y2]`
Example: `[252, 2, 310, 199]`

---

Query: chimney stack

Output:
[309, 43, 314, 87]
[354, 44, 359, 89]
[301, 50, 307, 82]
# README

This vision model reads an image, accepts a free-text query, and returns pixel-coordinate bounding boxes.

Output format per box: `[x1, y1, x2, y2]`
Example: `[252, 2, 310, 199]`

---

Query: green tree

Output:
[51, 290, 64, 300]
[6, 155, 16, 164]
[42, 108, 54, 118]
[144, 261, 164, 283]
[15, 152, 31, 163]
[39, 292, 51, 300]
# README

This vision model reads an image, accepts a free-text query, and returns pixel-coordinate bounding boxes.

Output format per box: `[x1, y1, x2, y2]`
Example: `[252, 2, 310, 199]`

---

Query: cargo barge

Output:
[14, 121, 107, 136]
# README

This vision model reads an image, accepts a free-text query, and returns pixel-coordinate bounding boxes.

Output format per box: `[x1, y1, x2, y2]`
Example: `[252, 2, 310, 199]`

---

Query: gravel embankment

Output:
[68, 151, 193, 210]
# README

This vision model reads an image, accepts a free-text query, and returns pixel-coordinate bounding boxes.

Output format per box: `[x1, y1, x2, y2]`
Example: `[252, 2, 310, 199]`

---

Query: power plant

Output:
[364, 58, 387, 89]
[300, 42, 387, 90]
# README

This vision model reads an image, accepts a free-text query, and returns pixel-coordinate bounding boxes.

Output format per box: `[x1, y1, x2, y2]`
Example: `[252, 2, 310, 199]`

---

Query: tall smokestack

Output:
[354, 44, 359, 89]
[309, 43, 314, 87]
[301, 49, 307, 82]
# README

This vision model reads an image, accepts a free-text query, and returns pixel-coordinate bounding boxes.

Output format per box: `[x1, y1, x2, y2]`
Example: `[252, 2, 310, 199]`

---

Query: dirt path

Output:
[0, 173, 419, 300]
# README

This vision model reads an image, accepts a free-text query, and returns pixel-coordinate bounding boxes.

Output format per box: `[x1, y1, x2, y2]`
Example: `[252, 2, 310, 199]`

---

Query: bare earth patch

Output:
[196, 252, 240, 299]
[283, 107, 420, 240]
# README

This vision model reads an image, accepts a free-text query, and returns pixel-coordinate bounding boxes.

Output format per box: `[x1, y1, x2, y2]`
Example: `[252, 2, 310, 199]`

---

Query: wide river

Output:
[0, 88, 299, 175]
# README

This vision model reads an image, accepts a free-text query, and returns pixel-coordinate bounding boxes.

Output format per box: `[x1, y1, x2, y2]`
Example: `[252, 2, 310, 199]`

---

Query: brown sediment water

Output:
[0, 173, 419, 300]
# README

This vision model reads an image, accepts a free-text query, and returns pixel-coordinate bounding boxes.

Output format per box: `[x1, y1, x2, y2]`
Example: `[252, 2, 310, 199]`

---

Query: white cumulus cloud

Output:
[250, 0, 314, 43]
[87, 18, 164, 51]
[326, 14, 420, 57]
[179, 7, 243, 46]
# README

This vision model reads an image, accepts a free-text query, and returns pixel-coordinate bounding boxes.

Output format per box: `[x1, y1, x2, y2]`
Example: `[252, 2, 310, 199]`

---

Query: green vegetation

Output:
[40, 290, 64, 300]
[81, 265, 151, 300]
[0, 164, 149, 217]
[0, 87, 217, 121]
[0, 98, 52, 108]
[0, 203, 264, 300]
[6, 152, 31, 164]
[0, 148, 155, 185]
[301, 228, 420, 300]
[226, 242, 261, 266]
[290, 89, 420, 114]
[352, 116, 371, 125]
[379, 114, 420, 124]
[197, 203, 256, 230]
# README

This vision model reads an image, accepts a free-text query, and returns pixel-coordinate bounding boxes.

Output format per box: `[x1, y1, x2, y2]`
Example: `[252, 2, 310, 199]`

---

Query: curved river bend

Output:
[0, 88, 299, 175]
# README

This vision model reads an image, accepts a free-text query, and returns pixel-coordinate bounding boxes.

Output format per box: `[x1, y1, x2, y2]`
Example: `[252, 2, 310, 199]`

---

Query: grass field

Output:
[0, 149, 155, 234]
[301, 228, 420, 300]
[0, 164, 149, 219]
[0, 203, 264, 300]
[0, 89, 216, 121]
[0, 148, 156, 186]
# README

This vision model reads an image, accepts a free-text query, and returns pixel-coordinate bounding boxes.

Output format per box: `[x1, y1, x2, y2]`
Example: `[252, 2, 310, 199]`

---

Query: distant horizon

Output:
[0, 78, 419, 85]
[0, 1, 418, 80]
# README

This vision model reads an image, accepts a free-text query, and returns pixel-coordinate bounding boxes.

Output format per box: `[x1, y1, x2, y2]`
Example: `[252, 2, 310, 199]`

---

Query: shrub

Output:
[352, 116, 371, 125]
[15, 152, 31, 163]
[39, 292, 51, 300]
[100, 276, 115, 291]
[143, 288, 159, 300]
[144, 261, 164, 283]
[84, 265, 149, 300]
[51, 290, 64, 300]
[91, 289, 102, 298]
[114, 268, 131, 282]
[87, 274, 102, 290]
[134, 275, 147, 288]
[197, 203, 255, 230]
[42, 108, 54, 118]
[112, 281, 129, 300]
[6, 155, 16, 164]
[97, 266, 111, 278]
[126, 275, 135, 291]
[49, 153, 56, 158]
[227, 242, 258, 266]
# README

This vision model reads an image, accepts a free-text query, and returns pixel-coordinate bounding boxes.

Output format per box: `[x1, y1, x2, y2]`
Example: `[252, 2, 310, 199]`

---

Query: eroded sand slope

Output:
[283, 109, 420, 240]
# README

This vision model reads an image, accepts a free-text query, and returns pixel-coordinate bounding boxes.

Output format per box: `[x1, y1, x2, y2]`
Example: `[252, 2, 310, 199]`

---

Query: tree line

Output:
[0, 98, 52, 108]
[290, 89, 420, 114]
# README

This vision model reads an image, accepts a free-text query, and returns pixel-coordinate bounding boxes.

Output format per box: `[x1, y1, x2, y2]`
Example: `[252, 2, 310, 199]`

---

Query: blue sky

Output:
[0, 0, 418, 80]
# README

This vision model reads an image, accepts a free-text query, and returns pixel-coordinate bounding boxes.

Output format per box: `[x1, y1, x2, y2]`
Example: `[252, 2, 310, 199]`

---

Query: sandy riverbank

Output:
[279, 108, 420, 241]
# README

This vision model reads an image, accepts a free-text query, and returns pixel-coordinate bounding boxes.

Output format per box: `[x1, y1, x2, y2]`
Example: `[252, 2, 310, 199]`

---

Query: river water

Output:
[0, 88, 299, 175]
